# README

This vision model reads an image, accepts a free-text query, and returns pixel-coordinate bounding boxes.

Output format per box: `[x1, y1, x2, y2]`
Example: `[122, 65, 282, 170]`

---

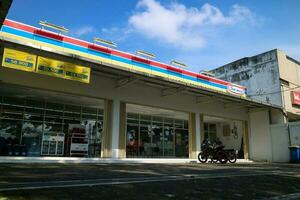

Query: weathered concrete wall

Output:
[277, 50, 300, 116]
[211, 50, 282, 107]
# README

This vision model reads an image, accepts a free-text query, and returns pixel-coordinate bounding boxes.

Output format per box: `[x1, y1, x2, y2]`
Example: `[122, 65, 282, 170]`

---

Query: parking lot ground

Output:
[0, 163, 299, 200]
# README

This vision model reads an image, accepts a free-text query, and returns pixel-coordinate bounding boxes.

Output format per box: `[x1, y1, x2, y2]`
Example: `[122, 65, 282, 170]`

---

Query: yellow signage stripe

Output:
[0, 32, 230, 93]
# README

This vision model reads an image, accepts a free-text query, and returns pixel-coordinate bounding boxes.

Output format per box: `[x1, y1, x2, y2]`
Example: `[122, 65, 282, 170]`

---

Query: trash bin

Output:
[289, 146, 300, 163]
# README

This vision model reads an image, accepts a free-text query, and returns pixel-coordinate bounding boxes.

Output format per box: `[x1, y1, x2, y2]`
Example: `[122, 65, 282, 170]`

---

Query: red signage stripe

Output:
[63, 37, 90, 48]
[4, 19, 35, 33]
[149, 61, 168, 70]
[196, 74, 210, 81]
[207, 77, 229, 86]
[132, 56, 150, 65]
[34, 29, 63, 41]
[110, 49, 132, 59]
[167, 66, 182, 74]
[88, 44, 111, 54]
[3, 19, 246, 90]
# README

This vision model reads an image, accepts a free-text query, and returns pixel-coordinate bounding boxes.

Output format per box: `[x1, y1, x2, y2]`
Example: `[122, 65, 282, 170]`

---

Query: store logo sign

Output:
[227, 84, 246, 96]
[291, 91, 300, 106]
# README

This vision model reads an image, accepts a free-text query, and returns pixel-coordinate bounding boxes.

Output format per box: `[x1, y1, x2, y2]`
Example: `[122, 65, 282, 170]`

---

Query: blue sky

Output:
[7, 0, 300, 72]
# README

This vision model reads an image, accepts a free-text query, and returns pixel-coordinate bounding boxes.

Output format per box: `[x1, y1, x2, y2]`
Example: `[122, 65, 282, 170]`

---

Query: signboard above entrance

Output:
[1, 19, 247, 97]
[37, 57, 90, 83]
[1, 48, 91, 84]
[2, 48, 37, 72]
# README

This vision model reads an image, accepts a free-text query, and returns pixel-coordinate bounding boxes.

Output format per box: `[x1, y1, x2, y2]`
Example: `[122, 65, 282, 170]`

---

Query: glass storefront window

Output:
[204, 123, 217, 142]
[82, 119, 102, 157]
[82, 107, 97, 120]
[126, 112, 188, 158]
[0, 119, 23, 156]
[163, 127, 174, 157]
[126, 125, 139, 157]
[175, 129, 188, 157]
[140, 125, 152, 156]
[22, 120, 43, 156]
[64, 105, 81, 120]
[45, 102, 63, 117]
[152, 125, 163, 157]
[0, 96, 104, 158]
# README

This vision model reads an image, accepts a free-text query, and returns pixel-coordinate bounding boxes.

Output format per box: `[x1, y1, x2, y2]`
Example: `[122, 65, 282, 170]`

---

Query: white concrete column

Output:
[195, 113, 201, 157]
[111, 99, 121, 159]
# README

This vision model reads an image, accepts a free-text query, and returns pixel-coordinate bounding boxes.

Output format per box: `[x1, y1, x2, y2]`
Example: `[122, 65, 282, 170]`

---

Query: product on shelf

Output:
[41, 132, 65, 156]
[66, 124, 88, 157]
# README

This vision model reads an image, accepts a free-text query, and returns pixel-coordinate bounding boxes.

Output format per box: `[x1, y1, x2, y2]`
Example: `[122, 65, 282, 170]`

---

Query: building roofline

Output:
[211, 49, 279, 70]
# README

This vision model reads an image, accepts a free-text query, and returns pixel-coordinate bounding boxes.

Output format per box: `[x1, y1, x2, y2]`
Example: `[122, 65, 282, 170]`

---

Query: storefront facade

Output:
[0, 90, 104, 158]
[0, 19, 280, 162]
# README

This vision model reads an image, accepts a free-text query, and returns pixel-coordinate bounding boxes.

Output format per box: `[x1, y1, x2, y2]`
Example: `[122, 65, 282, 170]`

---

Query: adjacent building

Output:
[211, 49, 300, 122]
[211, 49, 300, 162]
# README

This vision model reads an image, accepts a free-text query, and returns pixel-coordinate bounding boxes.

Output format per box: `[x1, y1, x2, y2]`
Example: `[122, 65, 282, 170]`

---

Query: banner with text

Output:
[2, 48, 37, 72]
[36, 56, 90, 83]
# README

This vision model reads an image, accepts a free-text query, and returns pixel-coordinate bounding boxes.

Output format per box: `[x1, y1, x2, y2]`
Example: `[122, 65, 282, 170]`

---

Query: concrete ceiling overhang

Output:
[0, 40, 282, 112]
[0, 83, 104, 108]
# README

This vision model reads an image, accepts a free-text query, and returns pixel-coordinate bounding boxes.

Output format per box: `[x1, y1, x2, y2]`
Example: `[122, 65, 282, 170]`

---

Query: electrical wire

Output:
[248, 85, 300, 97]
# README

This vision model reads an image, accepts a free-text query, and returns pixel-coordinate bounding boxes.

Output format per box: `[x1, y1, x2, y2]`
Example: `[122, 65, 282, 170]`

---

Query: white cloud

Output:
[73, 26, 96, 37]
[101, 27, 119, 34]
[128, 0, 256, 49]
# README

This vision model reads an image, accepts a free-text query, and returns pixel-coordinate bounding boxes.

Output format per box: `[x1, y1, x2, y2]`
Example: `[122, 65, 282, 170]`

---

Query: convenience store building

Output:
[0, 19, 284, 162]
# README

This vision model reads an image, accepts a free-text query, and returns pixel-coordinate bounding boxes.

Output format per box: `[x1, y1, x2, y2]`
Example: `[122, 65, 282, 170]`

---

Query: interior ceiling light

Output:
[39, 21, 69, 33]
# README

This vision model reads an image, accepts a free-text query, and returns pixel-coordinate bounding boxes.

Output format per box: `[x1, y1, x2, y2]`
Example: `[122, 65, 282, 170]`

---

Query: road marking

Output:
[0, 171, 282, 192]
[261, 193, 300, 200]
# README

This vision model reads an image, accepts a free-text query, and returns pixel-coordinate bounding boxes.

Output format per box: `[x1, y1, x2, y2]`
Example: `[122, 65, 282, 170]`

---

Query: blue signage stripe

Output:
[2, 26, 227, 91]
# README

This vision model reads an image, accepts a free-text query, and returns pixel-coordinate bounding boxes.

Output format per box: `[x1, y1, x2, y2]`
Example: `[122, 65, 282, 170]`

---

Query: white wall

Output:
[215, 120, 243, 151]
[270, 124, 290, 162]
[289, 122, 300, 146]
[249, 109, 272, 161]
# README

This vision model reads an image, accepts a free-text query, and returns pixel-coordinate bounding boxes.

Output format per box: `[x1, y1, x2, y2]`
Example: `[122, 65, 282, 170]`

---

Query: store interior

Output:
[0, 84, 245, 159]
[0, 85, 104, 157]
[126, 104, 189, 158]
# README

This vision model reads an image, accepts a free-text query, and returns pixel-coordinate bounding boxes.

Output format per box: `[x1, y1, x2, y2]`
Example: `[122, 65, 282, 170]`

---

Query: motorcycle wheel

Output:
[211, 158, 218, 163]
[228, 152, 237, 163]
[198, 152, 208, 163]
[218, 151, 228, 164]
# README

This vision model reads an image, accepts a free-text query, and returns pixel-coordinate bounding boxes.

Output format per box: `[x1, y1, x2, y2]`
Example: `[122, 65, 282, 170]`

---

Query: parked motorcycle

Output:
[198, 139, 228, 164]
[224, 149, 238, 163]
[198, 139, 239, 164]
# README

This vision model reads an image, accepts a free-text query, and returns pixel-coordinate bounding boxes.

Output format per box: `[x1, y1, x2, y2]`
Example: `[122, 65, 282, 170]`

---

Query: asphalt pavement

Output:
[0, 163, 299, 200]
